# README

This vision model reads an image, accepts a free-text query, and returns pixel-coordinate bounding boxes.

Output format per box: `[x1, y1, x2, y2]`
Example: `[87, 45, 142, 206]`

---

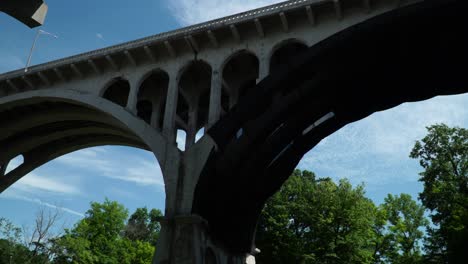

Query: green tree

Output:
[0, 217, 50, 264]
[256, 170, 376, 264]
[380, 194, 428, 264]
[51, 199, 155, 264]
[124, 207, 162, 245]
[410, 124, 468, 263]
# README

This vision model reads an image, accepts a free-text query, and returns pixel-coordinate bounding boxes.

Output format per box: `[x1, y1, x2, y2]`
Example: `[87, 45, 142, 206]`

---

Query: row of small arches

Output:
[101, 40, 309, 150]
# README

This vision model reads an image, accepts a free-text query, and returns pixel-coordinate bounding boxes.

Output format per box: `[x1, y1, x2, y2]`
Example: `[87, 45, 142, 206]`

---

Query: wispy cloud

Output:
[1, 192, 84, 217]
[13, 173, 82, 195]
[298, 94, 468, 185]
[96, 33, 105, 41]
[55, 147, 164, 187]
[166, 0, 284, 26]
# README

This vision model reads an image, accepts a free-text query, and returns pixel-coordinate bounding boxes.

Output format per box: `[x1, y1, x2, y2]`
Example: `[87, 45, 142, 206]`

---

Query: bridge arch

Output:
[136, 69, 169, 129]
[100, 77, 131, 107]
[0, 89, 170, 193]
[193, 0, 468, 254]
[177, 60, 212, 148]
[221, 50, 259, 110]
[269, 38, 309, 73]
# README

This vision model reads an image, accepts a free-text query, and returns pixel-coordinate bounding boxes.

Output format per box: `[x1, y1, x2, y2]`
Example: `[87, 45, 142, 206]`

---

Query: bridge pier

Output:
[153, 138, 256, 264]
[154, 215, 253, 264]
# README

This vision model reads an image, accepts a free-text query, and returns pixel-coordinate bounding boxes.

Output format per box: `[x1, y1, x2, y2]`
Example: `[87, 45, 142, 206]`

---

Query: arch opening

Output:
[178, 61, 212, 149]
[222, 51, 259, 110]
[0, 94, 167, 195]
[269, 41, 308, 74]
[102, 78, 131, 107]
[137, 70, 169, 129]
[137, 100, 153, 125]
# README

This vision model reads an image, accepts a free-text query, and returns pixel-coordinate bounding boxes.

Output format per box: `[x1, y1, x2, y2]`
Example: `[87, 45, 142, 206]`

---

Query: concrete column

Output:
[151, 101, 161, 130]
[257, 56, 269, 83]
[208, 68, 222, 128]
[185, 105, 198, 149]
[126, 77, 139, 115]
[163, 74, 179, 143]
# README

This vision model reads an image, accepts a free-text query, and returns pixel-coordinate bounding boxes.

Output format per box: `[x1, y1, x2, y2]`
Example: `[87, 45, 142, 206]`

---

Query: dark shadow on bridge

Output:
[192, 0, 468, 254]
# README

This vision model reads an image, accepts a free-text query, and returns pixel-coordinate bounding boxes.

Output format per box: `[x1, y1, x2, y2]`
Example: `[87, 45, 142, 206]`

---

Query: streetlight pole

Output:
[24, 29, 58, 72]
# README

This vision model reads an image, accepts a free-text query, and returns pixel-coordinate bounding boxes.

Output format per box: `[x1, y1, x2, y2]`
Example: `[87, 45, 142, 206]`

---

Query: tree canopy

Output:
[410, 124, 468, 263]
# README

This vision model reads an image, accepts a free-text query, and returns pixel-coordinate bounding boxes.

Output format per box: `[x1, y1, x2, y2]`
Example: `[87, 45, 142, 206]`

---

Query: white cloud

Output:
[109, 160, 165, 186]
[166, 0, 284, 25]
[14, 173, 81, 195]
[96, 33, 105, 40]
[55, 147, 164, 187]
[299, 94, 468, 185]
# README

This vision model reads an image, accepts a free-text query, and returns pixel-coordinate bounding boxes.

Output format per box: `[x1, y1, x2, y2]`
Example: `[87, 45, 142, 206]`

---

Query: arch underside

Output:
[0, 91, 165, 193]
[193, 0, 468, 254]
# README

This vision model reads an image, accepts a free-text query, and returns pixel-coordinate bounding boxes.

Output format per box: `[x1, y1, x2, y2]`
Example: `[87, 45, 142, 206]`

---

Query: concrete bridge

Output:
[1, 0, 467, 263]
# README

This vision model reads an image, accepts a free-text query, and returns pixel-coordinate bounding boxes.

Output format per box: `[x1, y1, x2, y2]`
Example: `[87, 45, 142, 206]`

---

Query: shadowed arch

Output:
[222, 50, 259, 110]
[269, 39, 308, 73]
[102, 77, 130, 107]
[177, 60, 212, 149]
[0, 89, 173, 193]
[137, 69, 169, 129]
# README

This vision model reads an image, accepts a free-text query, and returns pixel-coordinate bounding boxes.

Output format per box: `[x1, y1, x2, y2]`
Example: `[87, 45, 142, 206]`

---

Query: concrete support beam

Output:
[143, 46, 156, 62]
[88, 59, 100, 74]
[363, 0, 371, 12]
[185, 106, 198, 149]
[70, 64, 83, 79]
[126, 78, 139, 114]
[254, 18, 265, 38]
[334, 0, 343, 20]
[207, 30, 218, 48]
[151, 102, 161, 129]
[22, 76, 34, 90]
[124, 50, 137, 67]
[258, 56, 269, 82]
[37, 72, 50, 86]
[279, 12, 289, 32]
[105, 55, 118, 71]
[53, 68, 66, 82]
[185, 35, 199, 53]
[230, 24, 241, 43]
[162, 75, 178, 143]
[6, 79, 18, 92]
[306, 5, 316, 25]
[164, 41, 176, 57]
[208, 69, 222, 128]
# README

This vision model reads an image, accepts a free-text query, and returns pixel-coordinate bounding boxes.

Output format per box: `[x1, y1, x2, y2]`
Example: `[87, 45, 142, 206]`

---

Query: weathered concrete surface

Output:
[3, 0, 466, 263]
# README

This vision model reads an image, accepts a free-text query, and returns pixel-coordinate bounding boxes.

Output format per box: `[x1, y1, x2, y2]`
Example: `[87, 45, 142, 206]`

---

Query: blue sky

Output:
[1, 0, 467, 230]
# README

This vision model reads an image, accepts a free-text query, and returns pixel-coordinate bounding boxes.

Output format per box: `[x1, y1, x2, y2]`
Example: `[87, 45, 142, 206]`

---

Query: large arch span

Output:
[0, 89, 171, 193]
[193, 0, 468, 254]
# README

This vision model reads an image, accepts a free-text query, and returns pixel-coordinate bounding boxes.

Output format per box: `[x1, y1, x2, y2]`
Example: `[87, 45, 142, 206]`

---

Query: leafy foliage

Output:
[256, 170, 376, 264]
[124, 207, 162, 245]
[410, 124, 468, 263]
[51, 199, 156, 264]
